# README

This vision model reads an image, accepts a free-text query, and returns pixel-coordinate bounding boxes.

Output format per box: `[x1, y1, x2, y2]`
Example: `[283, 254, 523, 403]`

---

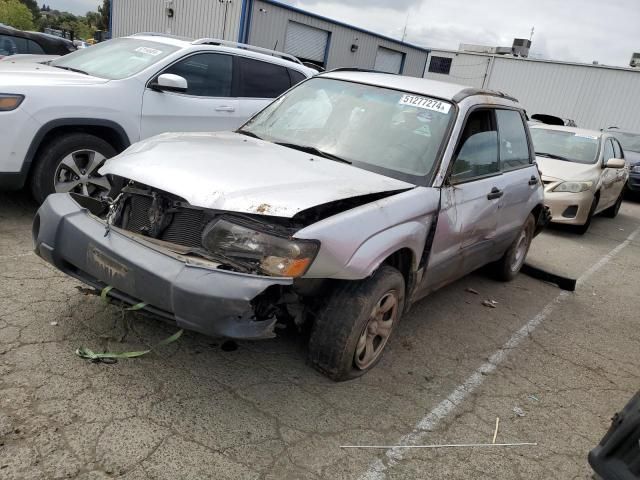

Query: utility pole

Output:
[401, 12, 409, 42]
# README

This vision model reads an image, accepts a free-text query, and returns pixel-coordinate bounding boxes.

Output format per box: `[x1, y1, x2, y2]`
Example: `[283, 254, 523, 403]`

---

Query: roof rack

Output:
[192, 38, 303, 65]
[323, 67, 395, 75]
[452, 88, 519, 103]
[131, 32, 193, 41]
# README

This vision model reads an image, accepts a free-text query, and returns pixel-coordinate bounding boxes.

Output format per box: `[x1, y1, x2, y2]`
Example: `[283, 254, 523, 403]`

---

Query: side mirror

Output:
[150, 73, 188, 93]
[605, 158, 626, 169]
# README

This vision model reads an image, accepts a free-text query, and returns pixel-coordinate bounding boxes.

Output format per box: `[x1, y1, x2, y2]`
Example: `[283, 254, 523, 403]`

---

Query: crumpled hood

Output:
[0, 62, 109, 87]
[536, 156, 599, 182]
[100, 132, 413, 217]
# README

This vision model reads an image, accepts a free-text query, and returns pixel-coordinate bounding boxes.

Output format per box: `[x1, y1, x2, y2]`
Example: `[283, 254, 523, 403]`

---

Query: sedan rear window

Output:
[530, 128, 599, 164]
[50, 38, 179, 80]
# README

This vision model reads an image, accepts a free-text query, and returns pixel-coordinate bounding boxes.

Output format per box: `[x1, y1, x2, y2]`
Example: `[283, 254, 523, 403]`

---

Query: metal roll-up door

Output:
[284, 21, 329, 63]
[374, 47, 404, 73]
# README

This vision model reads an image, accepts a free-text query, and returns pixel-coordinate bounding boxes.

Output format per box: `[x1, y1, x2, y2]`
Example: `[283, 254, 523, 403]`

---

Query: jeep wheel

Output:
[30, 133, 117, 204]
[492, 213, 535, 281]
[308, 265, 405, 381]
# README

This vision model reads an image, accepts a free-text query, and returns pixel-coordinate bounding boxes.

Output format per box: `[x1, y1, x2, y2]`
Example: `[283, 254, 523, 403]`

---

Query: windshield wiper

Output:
[536, 152, 571, 161]
[53, 65, 89, 75]
[275, 142, 352, 165]
[236, 130, 262, 140]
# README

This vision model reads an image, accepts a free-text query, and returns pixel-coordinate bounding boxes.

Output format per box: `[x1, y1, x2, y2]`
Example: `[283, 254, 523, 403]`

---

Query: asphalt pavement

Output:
[1, 191, 638, 480]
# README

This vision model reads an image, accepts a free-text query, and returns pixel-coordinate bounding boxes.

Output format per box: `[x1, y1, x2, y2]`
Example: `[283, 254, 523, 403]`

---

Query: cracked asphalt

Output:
[1, 191, 639, 480]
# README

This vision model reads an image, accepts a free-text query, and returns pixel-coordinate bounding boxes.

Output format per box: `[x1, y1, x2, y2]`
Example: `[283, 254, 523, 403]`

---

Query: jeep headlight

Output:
[631, 165, 640, 174]
[553, 181, 593, 193]
[0, 94, 24, 111]
[201, 219, 319, 277]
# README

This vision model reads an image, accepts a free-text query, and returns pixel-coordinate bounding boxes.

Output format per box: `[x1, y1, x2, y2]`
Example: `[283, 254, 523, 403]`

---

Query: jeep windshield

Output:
[239, 77, 455, 185]
[49, 38, 179, 80]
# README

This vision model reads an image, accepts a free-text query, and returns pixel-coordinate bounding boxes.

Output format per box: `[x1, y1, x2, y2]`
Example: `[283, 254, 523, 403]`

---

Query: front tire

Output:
[30, 133, 117, 204]
[575, 195, 598, 235]
[492, 214, 535, 282]
[308, 266, 405, 381]
[602, 191, 623, 218]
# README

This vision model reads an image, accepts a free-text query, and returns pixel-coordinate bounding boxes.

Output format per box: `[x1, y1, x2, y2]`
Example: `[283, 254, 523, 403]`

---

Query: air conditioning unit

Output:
[512, 38, 532, 58]
[630, 53, 640, 68]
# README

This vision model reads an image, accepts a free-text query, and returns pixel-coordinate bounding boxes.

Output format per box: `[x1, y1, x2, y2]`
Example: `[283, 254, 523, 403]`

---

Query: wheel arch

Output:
[21, 118, 131, 187]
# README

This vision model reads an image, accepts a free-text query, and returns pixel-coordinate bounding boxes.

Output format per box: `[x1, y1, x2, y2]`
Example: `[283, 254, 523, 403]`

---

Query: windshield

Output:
[240, 77, 455, 185]
[609, 131, 640, 154]
[50, 38, 179, 80]
[530, 128, 599, 164]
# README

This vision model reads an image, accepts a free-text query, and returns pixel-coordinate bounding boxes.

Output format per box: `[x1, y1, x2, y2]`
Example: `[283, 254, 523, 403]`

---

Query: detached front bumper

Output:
[544, 189, 594, 225]
[33, 193, 293, 339]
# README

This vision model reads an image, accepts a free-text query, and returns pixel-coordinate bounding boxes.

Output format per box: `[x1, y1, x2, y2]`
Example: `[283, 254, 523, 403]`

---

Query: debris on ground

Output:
[492, 417, 500, 444]
[528, 394, 540, 402]
[49, 321, 58, 326]
[513, 406, 526, 417]
[465, 287, 480, 295]
[482, 300, 498, 308]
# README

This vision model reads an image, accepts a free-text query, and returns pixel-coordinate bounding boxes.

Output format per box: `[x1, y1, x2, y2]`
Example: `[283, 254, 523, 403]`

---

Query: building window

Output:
[428, 56, 452, 75]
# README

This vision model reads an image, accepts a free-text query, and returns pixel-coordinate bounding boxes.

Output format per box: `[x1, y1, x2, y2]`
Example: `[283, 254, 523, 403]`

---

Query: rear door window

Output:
[496, 109, 531, 170]
[235, 57, 292, 98]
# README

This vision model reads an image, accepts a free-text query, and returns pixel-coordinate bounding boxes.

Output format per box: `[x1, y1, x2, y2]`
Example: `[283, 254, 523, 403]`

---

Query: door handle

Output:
[528, 175, 539, 186]
[487, 187, 504, 200]
[215, 106, 235, 112]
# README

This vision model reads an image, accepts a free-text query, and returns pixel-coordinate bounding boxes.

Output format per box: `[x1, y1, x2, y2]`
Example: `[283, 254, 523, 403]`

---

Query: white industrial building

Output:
[111, 0, 431, 76]
[111, 1, 640, 131]
[424, 49, 640, 131]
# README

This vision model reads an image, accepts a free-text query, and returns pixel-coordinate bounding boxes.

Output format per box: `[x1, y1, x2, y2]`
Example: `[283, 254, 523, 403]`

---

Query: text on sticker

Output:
[135, 46, 162, 56]
[399, 95, 451, 114]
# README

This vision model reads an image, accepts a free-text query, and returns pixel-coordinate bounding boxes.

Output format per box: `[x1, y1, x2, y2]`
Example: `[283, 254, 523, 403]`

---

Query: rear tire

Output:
[307, 266, 405, 381]
[492, 214, 535, 282]
[602, 191, 623, 218]
[30, 133, 117, 204]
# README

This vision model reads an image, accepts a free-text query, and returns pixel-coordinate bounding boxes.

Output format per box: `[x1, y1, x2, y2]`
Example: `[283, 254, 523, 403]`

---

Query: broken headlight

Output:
[201, 219, 319, 277]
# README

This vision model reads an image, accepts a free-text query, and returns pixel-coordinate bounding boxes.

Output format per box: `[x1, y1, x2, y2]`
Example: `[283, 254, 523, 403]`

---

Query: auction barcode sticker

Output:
[135, 46, 162, 56]
[399, 94, 451, 114]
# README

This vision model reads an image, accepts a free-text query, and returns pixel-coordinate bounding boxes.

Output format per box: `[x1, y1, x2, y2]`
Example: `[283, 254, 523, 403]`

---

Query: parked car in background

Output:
[0, 25, 75, 58]
[0, 33, 315, 203]
[605, 128, 640, 194]
[530, 125, 628, 233]
[530, 114, 578, 127]
[33, 72, 546, 380]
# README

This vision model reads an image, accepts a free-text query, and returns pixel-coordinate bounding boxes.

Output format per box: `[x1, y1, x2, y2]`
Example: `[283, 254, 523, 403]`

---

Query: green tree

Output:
[0, 0, 35, 30]
[97, 0, 109, 31]
[18, 0, 39, 21]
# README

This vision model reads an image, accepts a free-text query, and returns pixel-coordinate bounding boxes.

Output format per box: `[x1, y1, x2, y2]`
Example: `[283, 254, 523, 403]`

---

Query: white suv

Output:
[0, 34, 315, 202]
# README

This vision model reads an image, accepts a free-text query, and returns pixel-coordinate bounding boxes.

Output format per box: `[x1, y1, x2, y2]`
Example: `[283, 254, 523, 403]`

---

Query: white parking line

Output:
[359, 225, 640, 480]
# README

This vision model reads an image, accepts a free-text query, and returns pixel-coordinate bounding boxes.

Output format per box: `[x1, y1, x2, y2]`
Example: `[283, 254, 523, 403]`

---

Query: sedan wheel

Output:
[54, 150, 111, 198]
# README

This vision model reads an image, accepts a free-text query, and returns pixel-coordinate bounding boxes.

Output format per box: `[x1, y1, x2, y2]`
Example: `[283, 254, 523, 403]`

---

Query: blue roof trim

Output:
[259, 0, 430, 54]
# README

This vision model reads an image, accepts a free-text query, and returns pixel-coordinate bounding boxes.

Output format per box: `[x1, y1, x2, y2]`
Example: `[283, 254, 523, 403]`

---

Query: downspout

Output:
[238, 0, 253, 43]
[482, 55, 495, 89]
[108, 0, 114, 38]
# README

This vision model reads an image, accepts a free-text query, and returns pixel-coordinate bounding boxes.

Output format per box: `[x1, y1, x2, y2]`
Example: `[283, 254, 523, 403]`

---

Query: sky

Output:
[46, 0, 640, 67]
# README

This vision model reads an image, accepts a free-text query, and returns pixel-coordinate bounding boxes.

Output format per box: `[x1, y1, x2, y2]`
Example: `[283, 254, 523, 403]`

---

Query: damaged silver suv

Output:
[33, 70, 546, 381]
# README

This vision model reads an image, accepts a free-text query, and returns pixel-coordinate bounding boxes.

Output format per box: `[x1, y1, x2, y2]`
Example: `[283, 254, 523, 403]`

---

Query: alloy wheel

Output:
[354, 290, 399, 370]
[54, 149, 111, 198]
